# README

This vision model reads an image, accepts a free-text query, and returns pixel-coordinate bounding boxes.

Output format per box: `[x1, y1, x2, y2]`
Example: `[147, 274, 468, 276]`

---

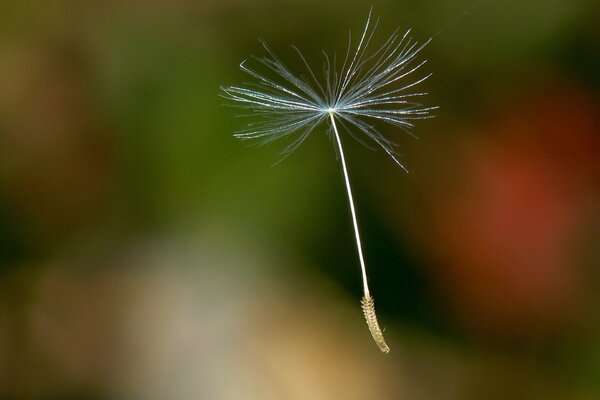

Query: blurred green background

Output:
[0, 0, 598, 399]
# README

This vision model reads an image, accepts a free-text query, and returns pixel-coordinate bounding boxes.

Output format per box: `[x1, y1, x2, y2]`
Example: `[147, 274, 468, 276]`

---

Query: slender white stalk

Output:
[329, 112, 370, 295]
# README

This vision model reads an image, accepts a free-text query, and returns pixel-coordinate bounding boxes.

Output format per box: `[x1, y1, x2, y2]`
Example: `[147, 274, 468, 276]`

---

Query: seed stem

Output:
[329, 111, 370, 295]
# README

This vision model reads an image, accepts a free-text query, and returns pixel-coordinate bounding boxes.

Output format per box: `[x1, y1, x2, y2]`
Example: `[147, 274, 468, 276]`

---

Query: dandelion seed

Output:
[221, 9, 437, 353]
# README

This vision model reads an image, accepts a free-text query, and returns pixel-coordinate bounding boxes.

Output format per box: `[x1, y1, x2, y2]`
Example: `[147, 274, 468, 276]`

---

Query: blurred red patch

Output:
[429, 82, 599, 341]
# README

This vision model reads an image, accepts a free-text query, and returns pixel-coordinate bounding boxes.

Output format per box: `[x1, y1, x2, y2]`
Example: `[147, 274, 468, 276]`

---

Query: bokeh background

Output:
[0, 0, 598, 399]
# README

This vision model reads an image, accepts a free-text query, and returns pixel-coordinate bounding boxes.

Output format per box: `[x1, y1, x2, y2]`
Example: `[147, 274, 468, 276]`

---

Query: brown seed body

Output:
[361, 294, 390, 353]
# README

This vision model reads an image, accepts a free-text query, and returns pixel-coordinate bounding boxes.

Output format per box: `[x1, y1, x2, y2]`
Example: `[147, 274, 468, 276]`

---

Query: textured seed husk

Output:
[361, 294, 390, 353]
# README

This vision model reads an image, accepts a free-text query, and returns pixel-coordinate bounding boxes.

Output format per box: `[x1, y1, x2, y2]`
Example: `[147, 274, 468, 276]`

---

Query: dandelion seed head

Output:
[221, 9, 437, 168]
[221, 9, 438, 352]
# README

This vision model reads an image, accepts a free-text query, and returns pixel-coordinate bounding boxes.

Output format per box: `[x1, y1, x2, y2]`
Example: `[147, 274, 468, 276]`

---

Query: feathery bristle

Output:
[221, 8, 436, 168]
